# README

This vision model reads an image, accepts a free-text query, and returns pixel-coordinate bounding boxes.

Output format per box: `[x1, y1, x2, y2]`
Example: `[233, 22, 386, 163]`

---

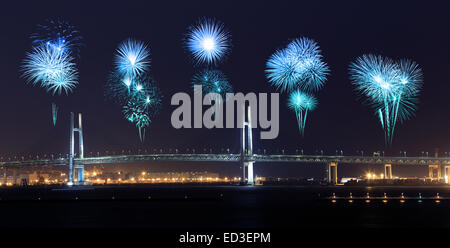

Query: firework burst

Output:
[185, 18, 231, 65]
[192, 69, 233, 103]
[22, 44, 78, 95]
[121, 78, 162, 142]
[123, 97, 151, 142]
[30, 19, 83, 57]
[287, 90, 318, 136]
[349, 54, 423, 146]
[115, 39, 150, 78]
[266, 37, 329, 93]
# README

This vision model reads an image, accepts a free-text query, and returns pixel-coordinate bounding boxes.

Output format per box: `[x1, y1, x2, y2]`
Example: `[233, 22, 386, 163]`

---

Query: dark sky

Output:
[1, 0, 449, 162]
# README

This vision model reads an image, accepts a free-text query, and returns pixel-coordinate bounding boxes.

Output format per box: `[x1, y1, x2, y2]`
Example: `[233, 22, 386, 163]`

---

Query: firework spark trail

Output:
[349, 54, 423, 146]
[185, 18, 231, 65]
[287, 90, 317, 136]
[52, 103, 58, 126]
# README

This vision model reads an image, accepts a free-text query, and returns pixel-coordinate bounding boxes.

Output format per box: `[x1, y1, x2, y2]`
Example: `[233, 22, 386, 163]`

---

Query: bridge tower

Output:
[68, 112, 84, 186]
[240, 105, 254, 185]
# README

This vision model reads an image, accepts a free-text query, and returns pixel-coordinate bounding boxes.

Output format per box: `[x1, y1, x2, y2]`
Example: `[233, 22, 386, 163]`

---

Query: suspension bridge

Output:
[0, 107, 449, 185]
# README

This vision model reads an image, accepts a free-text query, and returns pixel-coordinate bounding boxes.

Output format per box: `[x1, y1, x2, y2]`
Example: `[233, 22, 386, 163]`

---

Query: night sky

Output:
[1, 0, 449, 169]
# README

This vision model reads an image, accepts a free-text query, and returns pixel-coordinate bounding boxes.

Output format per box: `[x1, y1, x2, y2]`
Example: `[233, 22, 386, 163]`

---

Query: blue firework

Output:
[185, 18, 231, 65]
[287, 89, 317, 136]
[30, 19, 83, 57]
[266, 37, 329, 93]
[22, 44, 78, 95]
[266, 49, 303, 93]
[192, 69, 233, 102]
[123, 97, 151, 142]
[106, 72, 162, 110]
[122, 78, 162, 142]
[349, 54, 423, 146]
[115, 39, 150, 78]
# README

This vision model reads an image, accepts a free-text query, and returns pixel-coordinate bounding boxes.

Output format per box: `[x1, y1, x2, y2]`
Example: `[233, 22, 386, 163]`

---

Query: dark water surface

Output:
[0, 185, 449, 228]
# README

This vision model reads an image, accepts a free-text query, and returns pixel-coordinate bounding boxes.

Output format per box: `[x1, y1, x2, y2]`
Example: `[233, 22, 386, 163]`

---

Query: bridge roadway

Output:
[1, 154, 450, 167]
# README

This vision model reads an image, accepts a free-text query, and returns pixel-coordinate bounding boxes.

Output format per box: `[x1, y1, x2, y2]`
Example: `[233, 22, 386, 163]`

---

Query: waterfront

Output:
[0, 185, 448, 228]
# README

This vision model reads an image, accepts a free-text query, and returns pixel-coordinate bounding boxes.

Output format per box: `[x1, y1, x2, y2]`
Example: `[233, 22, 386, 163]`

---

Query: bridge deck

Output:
[1, 154, 450, 167]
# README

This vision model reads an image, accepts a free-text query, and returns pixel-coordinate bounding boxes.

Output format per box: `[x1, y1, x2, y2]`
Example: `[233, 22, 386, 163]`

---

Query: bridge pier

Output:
[328, 162, 338, 185]
[12, 168, 17, 186]
[384, 164, 393, 179]
[68, 112, 85, 186]
[443, 166, 450, 184]
[2, 168, 6, 185]
[246, 162, 254, 185]
[428, 165, 441, 180]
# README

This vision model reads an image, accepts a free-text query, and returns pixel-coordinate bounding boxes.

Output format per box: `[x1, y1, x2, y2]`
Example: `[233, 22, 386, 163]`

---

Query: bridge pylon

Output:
[68, 112, 85, 186]
[241, 105, 254, 185]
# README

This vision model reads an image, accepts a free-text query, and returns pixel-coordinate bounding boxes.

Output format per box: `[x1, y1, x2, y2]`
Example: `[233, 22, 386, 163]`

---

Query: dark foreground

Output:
[0, 185, 449, 228]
